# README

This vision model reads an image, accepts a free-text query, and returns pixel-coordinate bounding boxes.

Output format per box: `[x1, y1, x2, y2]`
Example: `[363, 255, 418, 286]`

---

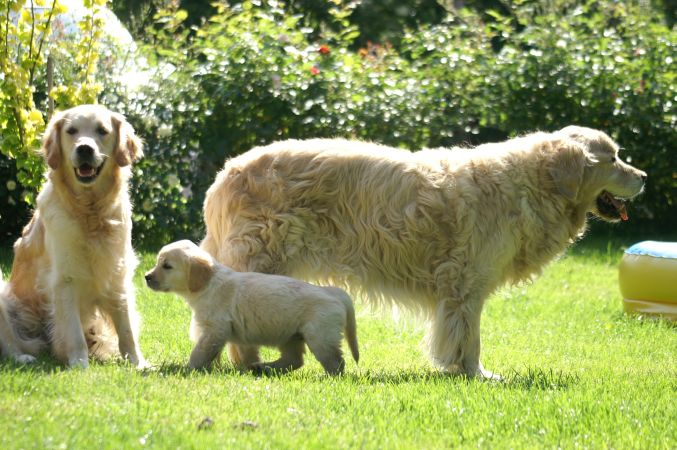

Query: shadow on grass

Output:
[0, 357, 63, 374]
[0, 357, 579, 391]
[501, 367, 580, 390]
[147, 362, 579, 391]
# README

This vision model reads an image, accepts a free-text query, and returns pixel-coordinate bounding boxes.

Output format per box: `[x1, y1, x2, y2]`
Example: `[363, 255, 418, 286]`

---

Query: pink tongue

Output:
[77, 166, 95, 177]
[619, 205, 628, 221]
[606, 193, 629, 221]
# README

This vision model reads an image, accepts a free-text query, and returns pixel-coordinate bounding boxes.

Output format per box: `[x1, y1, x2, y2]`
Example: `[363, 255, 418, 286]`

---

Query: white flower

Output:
[157, 123, 172, 138]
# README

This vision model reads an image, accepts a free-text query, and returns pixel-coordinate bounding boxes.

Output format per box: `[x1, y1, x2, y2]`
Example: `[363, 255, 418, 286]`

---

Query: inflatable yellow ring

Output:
[618, 241, 677, 320]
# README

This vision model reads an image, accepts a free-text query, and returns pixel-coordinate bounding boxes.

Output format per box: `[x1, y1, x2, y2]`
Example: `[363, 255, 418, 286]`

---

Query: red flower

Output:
[310, 66, 320, 75]
[318, 45, 330, 55]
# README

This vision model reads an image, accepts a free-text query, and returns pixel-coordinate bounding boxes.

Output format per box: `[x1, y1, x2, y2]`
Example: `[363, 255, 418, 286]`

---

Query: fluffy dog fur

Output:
[0, 270, 42, 363]
[145, 240, 359, 374]
[201, 126, 646, 378]
[0, 104, 146, 368]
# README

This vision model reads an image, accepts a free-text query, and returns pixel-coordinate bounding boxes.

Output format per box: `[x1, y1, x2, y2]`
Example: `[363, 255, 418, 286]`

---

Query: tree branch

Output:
[29, 0, 57, 85]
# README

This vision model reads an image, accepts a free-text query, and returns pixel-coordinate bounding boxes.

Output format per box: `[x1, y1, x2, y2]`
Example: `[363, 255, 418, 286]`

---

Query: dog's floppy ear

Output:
[548, 140, 587, 201]
[42, 111, 64, 170]
[188, 254, 214, 293]
[112, 113, 144, 167]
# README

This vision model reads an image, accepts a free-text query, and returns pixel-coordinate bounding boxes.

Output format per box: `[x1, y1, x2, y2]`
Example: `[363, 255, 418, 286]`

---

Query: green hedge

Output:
[118, 0, 673, 247]
[1, 0, 674, 247]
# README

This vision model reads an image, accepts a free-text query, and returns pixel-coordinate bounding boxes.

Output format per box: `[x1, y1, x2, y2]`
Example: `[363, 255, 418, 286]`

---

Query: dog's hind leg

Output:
[251, 336, 305, 375]
[0, 301, 37, 364]
[302, 325, 345, 375]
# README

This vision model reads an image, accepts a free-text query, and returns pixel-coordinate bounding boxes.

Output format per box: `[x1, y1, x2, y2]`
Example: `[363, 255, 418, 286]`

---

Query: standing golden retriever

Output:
[0, 105, 146, 368]
[201, 126, 646, 378]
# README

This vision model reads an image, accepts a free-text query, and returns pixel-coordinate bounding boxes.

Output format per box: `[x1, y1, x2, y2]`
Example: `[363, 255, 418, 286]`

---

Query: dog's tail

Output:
[0, 272, 44, 361]
[84, 312, 119, 360]
[337, 289, 359, 364]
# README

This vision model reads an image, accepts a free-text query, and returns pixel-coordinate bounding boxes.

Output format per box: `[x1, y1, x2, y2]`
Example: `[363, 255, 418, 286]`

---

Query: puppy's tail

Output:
[338, 289, 359, 364]
[0, 273, 44, 361]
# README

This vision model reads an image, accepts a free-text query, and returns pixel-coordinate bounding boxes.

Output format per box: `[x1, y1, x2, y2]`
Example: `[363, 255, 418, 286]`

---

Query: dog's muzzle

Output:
[144, 273, 159, 291]
[74, 144, 105, 184]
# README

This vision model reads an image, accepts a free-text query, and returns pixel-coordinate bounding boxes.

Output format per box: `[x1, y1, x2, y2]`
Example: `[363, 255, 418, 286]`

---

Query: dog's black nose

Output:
[76, 144, 94, 158]
[144, 274, 152, 283]
[641, 174, 647, 182]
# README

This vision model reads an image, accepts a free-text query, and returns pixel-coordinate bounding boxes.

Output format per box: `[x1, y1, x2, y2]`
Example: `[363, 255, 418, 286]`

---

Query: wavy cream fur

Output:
[202, 126, 646, 378]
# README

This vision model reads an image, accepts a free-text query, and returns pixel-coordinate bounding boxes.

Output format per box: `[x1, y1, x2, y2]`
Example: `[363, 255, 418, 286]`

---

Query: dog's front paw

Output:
[134, 358, 153, 370]
[478, 368, 503, 381]
[67, 356, 89, 369]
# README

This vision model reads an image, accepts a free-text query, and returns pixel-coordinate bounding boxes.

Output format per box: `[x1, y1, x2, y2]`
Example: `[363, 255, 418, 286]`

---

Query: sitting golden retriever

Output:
[145, 240, 359, 374]
[201, 126, 646, 378]
[0, 105, 146, 368]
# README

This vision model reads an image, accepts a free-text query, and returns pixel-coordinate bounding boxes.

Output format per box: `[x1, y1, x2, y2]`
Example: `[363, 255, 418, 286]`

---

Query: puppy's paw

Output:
[13, 353, 37, 364]
[249, 362, 280, 376]
[249, 362, 267, 374]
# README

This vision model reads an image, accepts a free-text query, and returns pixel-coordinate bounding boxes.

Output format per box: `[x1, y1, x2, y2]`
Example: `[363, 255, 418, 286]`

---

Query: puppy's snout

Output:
[76, 144, 95, 159]
[640, 172, 647, 183]
[144, 272, 158, 290]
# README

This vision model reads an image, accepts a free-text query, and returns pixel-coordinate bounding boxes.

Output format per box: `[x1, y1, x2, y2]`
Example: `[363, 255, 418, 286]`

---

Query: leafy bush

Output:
[404, 1, 675, 227]
[121, 1, 440, 246]
[0, 0, 115, 244]
[2, 0, 674, 247]
[124, 0, 673, 247]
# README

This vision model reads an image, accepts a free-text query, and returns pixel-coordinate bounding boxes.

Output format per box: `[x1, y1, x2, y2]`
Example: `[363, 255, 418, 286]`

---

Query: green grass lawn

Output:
[1, 237, 675, 449]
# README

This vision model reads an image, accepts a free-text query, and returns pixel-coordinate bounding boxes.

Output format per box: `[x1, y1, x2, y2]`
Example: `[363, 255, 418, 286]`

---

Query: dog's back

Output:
[202, 139, 454, 310]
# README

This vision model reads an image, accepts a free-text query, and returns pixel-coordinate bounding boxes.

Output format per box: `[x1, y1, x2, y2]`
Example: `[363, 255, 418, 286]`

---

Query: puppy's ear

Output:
[42, 112, 64, 170]
[548, 140, 587, 201]
[112, 113, 144, 167]
[188, 255, 214, 293]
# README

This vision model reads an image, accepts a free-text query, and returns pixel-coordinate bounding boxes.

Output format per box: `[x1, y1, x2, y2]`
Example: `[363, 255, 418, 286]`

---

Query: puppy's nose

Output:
[76, 144, 94, 159]
[640, 173, 647, 183]
[144, 273, 153, 283]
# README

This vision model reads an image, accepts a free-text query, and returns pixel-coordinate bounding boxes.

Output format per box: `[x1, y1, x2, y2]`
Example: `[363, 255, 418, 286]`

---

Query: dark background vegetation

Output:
[1, 0, 675, 247]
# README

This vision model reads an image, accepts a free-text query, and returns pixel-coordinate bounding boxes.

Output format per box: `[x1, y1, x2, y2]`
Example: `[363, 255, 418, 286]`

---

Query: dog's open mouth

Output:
[74, 162, 104, 184]
[596, 190, 628, 221]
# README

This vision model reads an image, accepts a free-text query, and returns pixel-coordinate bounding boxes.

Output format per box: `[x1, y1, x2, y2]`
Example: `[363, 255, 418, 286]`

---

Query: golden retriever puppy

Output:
[145, 240, 359, 374]
[201, 126, 646, 379]
[0, 105, 146, 368]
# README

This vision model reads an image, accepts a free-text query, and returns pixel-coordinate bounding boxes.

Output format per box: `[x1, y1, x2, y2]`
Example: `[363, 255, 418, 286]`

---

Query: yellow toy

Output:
[619, 241, 677, 320]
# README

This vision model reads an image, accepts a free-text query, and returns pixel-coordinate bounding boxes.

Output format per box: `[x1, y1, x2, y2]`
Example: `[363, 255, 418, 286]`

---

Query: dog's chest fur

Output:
[38, 180, 134, 291]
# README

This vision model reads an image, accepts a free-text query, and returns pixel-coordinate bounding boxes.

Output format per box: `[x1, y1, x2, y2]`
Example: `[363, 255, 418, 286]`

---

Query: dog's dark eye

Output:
[96, 126, 109, 136]
[162, 263, 172, 270]
[66, 127, 78, 135]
